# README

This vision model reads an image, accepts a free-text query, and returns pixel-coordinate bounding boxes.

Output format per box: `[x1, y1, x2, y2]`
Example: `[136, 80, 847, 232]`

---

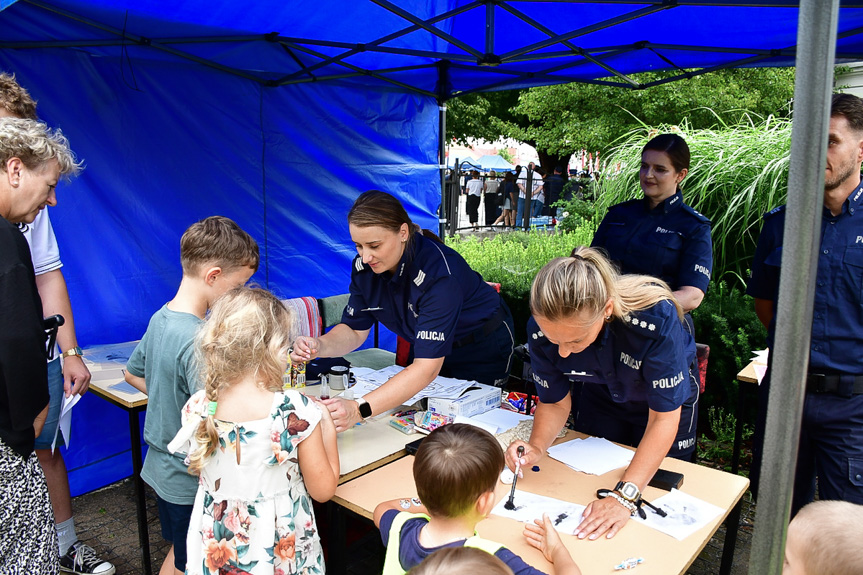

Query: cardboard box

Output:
[427, 383, 502, 418]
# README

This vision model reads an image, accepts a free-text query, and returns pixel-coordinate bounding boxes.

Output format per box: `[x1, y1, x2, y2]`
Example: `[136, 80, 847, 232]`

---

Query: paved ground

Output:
[71, 477, 753, 574]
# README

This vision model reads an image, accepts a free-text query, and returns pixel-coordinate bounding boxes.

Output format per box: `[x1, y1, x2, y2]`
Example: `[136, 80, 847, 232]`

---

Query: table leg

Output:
[731, 379, 747, 476]
[129, 407, 152, 575]
[719, 497, 743, 575]
[327, 502, 347, 575]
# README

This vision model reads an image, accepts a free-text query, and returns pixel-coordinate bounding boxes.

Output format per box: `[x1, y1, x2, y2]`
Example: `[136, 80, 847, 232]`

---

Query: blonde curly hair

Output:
[187, 286, 295, 475]
[0, 118, 81, 176]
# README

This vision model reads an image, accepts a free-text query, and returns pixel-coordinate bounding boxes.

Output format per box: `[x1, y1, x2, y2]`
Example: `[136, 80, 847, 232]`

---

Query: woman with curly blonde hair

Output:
[505, 247, 699, 544]
[169, 286, 338, 575]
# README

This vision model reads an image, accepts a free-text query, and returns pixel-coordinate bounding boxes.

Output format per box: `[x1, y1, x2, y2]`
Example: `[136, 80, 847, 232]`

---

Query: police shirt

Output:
[341, 232, 501, 359]
[592, 191, 713, 292]
[527, 299, 697, 412]
[746, 184, 863, 374]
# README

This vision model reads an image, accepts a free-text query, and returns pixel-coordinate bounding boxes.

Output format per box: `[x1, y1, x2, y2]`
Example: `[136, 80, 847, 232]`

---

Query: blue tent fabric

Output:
[1, 0, 862, 494]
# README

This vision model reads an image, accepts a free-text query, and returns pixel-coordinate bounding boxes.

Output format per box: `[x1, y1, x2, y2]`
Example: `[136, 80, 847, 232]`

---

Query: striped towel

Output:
[281, 296, 322, 339]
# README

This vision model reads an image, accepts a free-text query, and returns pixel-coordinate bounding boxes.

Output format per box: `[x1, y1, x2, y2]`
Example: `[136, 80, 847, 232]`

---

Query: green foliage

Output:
[596, 117, 791, 286]
[697, 406, 753, 474]
[692, 281, 767, 416]
[552, 196, 599, 234]
[446, 230, 592, 341]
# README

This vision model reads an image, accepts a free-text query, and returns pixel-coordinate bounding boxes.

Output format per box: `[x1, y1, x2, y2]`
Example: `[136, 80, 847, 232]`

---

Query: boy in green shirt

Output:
[125, 216, 258, 575]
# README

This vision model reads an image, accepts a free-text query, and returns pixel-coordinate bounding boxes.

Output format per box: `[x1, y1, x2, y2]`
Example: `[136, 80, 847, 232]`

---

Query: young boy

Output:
[409, 547, 514, 575]
[783, 500, 863, 575]
[374, 423, 581, 575]
[125, 216, 258, 575]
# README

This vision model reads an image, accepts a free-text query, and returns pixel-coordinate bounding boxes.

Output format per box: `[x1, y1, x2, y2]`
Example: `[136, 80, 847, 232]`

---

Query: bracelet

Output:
[596, 489, 637, 516]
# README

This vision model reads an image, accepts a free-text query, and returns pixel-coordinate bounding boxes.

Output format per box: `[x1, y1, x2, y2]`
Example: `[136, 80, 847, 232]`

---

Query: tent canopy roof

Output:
[6, 0, 863, 99]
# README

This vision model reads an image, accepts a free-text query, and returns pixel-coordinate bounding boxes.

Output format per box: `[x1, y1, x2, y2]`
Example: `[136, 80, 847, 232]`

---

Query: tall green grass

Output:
[597, 117, 791, 287]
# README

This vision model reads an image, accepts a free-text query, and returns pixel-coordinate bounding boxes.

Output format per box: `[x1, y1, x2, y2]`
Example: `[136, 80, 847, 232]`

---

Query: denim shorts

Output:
[156, 495, 195, 571]
[33, 358, 63, 450]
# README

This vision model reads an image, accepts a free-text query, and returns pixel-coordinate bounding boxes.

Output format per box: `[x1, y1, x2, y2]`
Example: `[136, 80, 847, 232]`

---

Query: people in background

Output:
[747, 93, 863, 513]
[0, 117, 80, 574]
[530, 167, 546, 219]
[506, 248, 698, 541]
[782, 500, 863, 575]
[0, 72, 112, 575]
[465, 170, 484, 231]
[375, 424, 581, 575]
[543, 166, 565, 217]
[124, 216, 258, 575]
[291, 191, 514, 433]
[484, 170, 501, 227]
[168, 287, 338, 575]
[591, 134, 712, 331]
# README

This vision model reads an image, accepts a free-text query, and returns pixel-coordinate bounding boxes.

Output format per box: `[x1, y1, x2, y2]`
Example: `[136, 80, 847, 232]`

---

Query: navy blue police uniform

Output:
[527, 298, 699, 459]
[591, 191, 713, 331]
[746, 184, 863, 514]
[341, 232, 514, 386]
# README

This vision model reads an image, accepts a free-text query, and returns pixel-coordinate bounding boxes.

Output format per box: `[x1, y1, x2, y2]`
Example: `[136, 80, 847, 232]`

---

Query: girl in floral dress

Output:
[169, 287, 339, 575]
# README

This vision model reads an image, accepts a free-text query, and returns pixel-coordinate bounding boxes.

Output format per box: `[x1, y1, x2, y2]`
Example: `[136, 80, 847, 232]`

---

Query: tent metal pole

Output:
[748, 2, 839, 574]
[439, 101, 448, 240]
[451, 159, 461, 238]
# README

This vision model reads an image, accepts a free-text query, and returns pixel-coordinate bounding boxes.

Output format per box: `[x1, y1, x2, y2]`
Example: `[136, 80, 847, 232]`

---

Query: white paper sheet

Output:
[637, 488, 724, 540]
[465, 408, 532, 434]
[454, 415, 498, 435]
[51, 393, 81, 451]
[750, 348, 770, 384]
[349, 365, 475, 405]
[547, 436, 635, 475]
[491, 490, 587, 535]
[81, 341, 139, 369]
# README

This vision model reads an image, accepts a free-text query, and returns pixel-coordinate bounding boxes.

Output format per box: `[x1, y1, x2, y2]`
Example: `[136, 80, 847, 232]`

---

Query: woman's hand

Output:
[291, 336, 319, 363]
[321, 397, 362, 433]
[505, 440, 543, 475]
[63, 354, 91, 396]
[574, 496, 632, 540]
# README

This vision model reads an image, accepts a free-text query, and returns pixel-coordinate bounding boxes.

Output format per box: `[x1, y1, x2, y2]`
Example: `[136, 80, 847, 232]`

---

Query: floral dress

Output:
[171, 390, 324, 575]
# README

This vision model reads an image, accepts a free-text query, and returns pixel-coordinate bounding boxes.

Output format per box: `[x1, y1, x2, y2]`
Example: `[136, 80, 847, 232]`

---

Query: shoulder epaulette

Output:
[763, 205, 786, 220]
[681, 204, 712, 225]
[352, 255, 368, 273]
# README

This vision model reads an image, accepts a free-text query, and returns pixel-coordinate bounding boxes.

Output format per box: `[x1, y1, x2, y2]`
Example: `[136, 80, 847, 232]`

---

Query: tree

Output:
[446, 67, 796, 167]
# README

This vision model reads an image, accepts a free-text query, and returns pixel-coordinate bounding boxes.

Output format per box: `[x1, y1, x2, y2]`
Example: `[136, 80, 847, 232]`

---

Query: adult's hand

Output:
[321, 397, 361, 433]
[575, 496, 632, 540]
[291, 336, 320, 363]
[63, 354, 91, 396]
[505, 440, 543, 476]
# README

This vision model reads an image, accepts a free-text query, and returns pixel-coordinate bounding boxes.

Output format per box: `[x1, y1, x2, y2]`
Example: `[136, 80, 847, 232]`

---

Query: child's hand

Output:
[524, 513, 566, 564]
[291, 336, 319, 362]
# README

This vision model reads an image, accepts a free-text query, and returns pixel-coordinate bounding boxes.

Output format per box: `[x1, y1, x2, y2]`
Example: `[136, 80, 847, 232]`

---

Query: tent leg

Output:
[748, 1, 839, 573]
[439, 103, 447, 239]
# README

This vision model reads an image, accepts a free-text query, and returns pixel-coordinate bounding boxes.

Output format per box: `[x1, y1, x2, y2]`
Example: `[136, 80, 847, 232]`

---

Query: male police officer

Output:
[747, 93, 863, 515]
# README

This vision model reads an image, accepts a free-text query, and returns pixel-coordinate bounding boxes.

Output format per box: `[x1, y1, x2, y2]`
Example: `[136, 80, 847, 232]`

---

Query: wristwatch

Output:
[61, 346, 84, 359]
[614, 481, 642, 503]
[356, 397, 373, 419]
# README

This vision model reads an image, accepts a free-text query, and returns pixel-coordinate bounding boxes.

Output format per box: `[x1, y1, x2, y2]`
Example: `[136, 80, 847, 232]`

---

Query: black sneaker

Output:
[59, 541, 116, 575]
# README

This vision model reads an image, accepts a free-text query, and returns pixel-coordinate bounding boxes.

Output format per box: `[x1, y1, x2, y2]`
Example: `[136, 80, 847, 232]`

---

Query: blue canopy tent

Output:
[479, 154, 515, 172]
[0, 3, 861, 569]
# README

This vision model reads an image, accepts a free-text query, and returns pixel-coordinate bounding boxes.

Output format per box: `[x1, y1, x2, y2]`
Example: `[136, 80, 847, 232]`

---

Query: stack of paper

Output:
[547, 437, 635, 475]
[455, 408, 532, 434]
[749, 348, 769, 384]
[347, 365, 475, 405]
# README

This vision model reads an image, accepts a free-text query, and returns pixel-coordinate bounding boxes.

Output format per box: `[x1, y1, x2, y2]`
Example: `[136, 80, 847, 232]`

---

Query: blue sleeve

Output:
[641, 301, 694, 412]
[526, 318, 572, 405]
[675, 221, 712, 292]
[495, 547, 549, 575]
[340, 262, 376, 332]
[412, 275, 463, 359]
[746, 217, 781, 302]
[590, 211, 611, 249]
[378, 508, 398, 546]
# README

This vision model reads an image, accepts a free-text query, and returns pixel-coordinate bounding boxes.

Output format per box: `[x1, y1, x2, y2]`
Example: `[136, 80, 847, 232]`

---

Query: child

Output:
[783, 500, 863, 575]
[169, 287, 339, 575]
[374, 423, 581, 575]
[409, 546, 514, 575]
[125, 216, 259, 575]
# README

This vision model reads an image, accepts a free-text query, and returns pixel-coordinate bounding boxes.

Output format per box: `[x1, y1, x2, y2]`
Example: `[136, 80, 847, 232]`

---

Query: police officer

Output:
[591, 133, 712, 325]
[505, 247, 698, 541]
[292, 190, 515, 433]
[747, 93, 863, 515]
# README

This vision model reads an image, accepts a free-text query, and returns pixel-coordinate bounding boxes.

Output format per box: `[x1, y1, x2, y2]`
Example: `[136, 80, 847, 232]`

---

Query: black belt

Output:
[453, 306, 507, 349]
[806, 373, 863, 396]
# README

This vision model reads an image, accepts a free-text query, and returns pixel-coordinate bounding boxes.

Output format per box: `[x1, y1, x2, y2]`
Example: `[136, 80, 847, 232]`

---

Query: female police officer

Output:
[292, 190, 514, 432]
[505, 247, 698, 541]
[591, 134, 711, 319]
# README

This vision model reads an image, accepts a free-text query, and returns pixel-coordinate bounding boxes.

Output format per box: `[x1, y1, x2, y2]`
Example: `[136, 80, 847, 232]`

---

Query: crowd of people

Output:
[2, 65, 862, 575]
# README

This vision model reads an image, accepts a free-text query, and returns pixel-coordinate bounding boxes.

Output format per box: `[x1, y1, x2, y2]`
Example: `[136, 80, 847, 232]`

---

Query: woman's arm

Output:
[672, 285, 705, 313]
[504, 394, 571, 472]
[322, 356, 444, 432]
[291, 323, 370, 363]
[574, 407, 680, 541]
